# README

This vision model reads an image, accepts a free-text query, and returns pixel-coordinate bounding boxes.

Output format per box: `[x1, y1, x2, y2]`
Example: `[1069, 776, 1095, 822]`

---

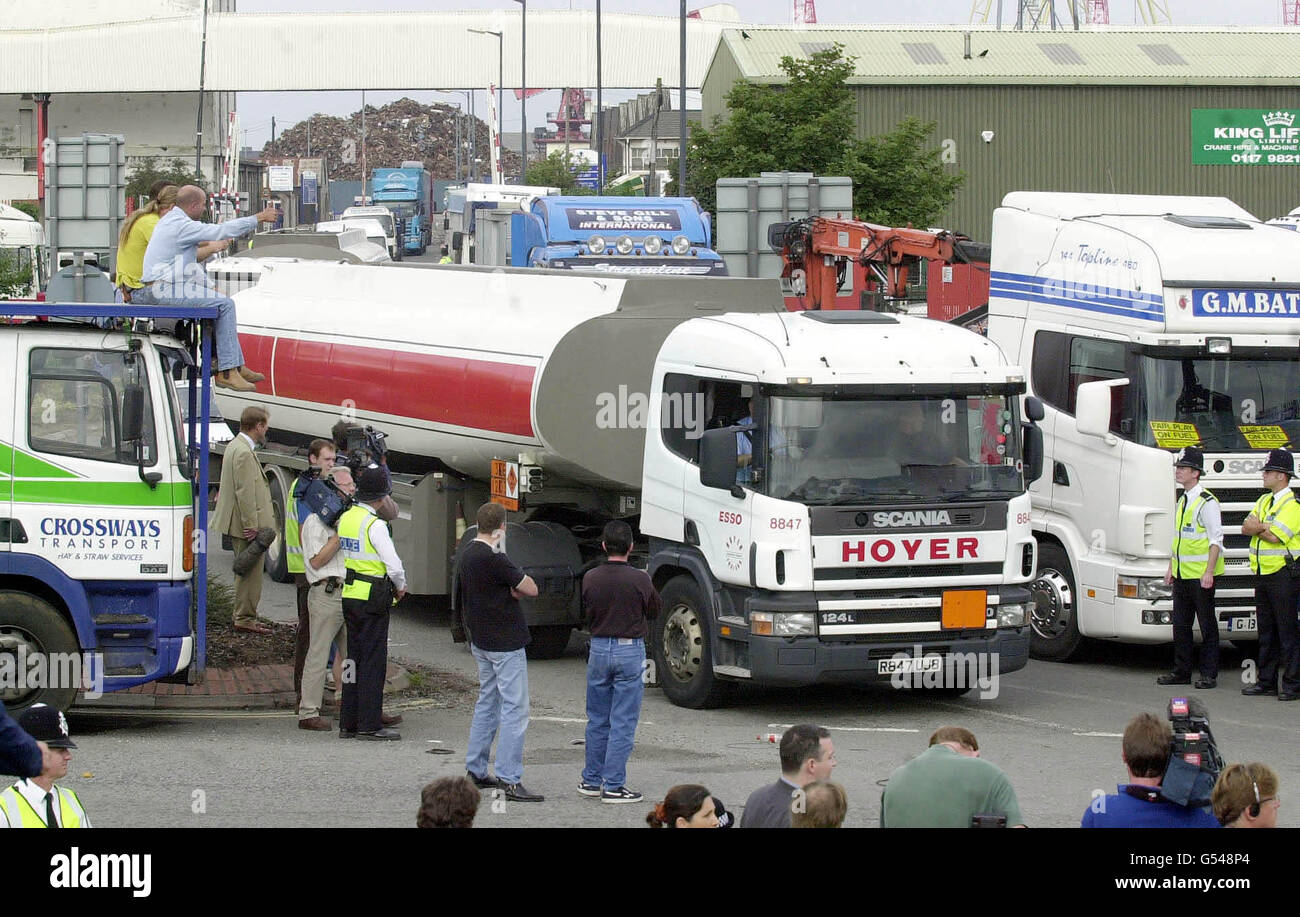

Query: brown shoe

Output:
[298, 717, 332, 731]
[238, 366, 266, 383]
[381, 713, 403, 727]
[215, 369, 256, 392]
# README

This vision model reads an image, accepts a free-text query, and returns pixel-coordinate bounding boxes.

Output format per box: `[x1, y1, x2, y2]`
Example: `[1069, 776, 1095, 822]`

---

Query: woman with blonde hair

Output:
[117, 182, 229, 302]
[1212, 762, 1280, 828]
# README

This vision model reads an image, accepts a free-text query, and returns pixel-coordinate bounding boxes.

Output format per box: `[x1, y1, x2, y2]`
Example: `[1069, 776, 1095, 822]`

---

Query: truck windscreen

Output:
[1134, 351, 1300, 451]
[755, 394, 1024, 504]
[380, 201, 417, 219]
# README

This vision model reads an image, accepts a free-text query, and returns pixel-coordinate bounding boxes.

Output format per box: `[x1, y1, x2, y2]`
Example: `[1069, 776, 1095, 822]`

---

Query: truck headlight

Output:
[587, 234, 607, 254]
[1117, 575, 1172, 601]
[615, 235, 635, 255]
[751, 611, 816, 637]
[996, 603, 1027, 627]
[671, 234, 692, 255]
[644, 235, 664, 255]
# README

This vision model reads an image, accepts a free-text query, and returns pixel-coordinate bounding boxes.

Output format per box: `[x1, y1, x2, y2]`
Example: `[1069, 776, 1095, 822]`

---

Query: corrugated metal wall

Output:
[854, 84, 1300, 240]
[700, 48, 743, 130]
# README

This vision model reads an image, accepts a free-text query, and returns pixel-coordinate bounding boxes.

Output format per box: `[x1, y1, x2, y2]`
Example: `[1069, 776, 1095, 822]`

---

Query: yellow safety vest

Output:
[285, 482, 305, 575]
[0, 784, 87, 828]
[338, 504, 387, 601]
[1248, 489, 1300, 575]
[1171, 489, 1225, 579]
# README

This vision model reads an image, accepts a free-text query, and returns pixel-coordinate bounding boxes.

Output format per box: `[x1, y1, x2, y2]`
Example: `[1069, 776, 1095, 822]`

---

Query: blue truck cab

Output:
[509, 196, 729, 276]
[372, 163, 432, 255]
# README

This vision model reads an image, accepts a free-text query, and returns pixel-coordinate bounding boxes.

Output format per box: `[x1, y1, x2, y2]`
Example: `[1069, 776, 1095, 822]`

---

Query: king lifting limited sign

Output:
[1192, 109, 1300, 166]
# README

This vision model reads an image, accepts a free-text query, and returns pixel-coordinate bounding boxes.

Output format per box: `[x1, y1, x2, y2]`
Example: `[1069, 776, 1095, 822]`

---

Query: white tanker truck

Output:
[212, 257, 1043, 707]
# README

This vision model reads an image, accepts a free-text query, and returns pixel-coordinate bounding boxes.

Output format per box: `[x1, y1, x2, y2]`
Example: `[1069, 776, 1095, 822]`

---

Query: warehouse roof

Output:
[711, 27, 1300, 85]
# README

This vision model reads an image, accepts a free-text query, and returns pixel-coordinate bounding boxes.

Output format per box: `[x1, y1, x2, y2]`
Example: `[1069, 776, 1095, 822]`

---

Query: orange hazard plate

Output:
[941, 590, 988, 630]
[491, 495, 519, 512]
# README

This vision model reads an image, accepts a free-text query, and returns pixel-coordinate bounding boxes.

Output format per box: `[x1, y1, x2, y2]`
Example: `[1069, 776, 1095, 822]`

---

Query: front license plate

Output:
[1228, 616, 1257, 633]
[878, 656, 943, 676]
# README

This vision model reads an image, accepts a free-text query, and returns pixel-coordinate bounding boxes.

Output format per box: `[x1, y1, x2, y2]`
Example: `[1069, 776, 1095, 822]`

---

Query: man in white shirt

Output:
[0, 705, 91, 828]
[298, 465, 357, 731]
[135, 184, 278, 392]
[1160, 446, 1223, 689]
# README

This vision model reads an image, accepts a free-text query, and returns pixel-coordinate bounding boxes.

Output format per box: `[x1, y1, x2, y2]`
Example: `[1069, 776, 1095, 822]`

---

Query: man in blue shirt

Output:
[136, 185, 277, 392]
[1, 699, 50, 779]
[1081, 712, 1219, 828]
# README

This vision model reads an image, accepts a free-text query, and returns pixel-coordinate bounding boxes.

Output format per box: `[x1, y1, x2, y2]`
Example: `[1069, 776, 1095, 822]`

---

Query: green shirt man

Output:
[881, 727, 1024, 828]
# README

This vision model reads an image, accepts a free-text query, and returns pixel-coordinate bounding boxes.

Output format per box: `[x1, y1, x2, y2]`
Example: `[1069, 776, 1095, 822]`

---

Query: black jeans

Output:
[340, 579, 393, 733]
[1171, 577, 1218, 679]
[1254, 572, 1300, 693]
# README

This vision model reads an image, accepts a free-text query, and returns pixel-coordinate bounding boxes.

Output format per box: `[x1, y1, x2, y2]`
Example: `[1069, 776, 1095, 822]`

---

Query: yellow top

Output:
[116, 212, 161, 289]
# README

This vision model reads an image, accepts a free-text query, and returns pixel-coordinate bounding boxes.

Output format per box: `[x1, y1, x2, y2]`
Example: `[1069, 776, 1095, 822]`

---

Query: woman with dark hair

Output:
[417, 776, 481, 828]
[646, 784, 720, 828]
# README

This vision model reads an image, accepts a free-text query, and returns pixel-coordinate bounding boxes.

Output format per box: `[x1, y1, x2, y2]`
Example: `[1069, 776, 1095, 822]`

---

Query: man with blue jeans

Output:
[458, 502, 543, 802]
[579, 520, 661, 803]
[137, 185, 278, 392]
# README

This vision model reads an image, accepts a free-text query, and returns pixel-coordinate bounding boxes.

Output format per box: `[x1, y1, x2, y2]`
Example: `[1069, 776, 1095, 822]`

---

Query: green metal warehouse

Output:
[700, 28, 1300, 239]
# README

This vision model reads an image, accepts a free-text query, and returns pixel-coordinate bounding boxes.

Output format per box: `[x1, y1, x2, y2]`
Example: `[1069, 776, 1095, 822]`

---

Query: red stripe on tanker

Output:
[239, 332, 536, 438]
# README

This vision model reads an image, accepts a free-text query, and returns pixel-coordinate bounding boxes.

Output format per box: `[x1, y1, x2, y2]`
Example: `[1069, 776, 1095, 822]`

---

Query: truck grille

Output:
[814, 562, 1002, 581]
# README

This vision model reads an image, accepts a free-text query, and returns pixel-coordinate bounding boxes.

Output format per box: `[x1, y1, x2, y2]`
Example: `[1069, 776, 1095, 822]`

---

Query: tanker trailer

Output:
[215, 259, 1042, 708]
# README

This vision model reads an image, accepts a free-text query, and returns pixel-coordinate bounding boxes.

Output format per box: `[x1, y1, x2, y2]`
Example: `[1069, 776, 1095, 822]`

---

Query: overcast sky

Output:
[235, 0, 1286, 152]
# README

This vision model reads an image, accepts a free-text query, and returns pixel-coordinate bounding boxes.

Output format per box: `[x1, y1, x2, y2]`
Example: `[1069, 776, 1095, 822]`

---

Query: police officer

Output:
[1240, 448, 1300, 701]
[0, 705, 91, 828]
[1158, 446, 1223, 689]
[337, 465, 408, 739]
[287, 438, 338, 705]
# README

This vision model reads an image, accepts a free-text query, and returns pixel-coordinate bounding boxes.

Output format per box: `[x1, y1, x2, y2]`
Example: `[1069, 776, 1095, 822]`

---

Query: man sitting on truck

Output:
[135, 185, 278, 392]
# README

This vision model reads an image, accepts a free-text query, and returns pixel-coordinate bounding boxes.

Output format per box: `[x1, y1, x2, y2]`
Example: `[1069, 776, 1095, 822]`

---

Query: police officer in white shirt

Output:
[0, 704, 91, 828]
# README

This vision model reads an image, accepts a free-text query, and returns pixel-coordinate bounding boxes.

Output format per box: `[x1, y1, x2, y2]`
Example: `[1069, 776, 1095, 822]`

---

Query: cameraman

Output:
[288, 438, 337, 705]
[1080, 713, 1218, 828]
[297, 466, 356, 731]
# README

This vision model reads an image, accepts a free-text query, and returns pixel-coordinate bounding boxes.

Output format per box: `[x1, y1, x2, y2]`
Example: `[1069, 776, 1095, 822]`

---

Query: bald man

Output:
[137, 184, 278, 392]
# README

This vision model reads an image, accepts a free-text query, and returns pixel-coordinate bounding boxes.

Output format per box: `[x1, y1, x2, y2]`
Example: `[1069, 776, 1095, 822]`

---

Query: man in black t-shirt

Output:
[458, 502, 543, 803]
[578, 520, 661, 804]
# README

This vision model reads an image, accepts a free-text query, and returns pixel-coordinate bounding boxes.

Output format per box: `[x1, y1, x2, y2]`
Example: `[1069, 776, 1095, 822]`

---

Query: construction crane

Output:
[974, 0, 1168, 26]
[793, 0, 817, 23]
[1284, 0, 1300, 24]
[769, 216, 989, 312]
[1085, 0, 1110, 23]
[1135, 0, 1173, 24]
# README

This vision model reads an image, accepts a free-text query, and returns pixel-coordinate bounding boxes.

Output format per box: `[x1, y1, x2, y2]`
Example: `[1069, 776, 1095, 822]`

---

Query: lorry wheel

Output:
[265, 473, 292, 585]
[525, 626, 573, 659]
[0, 591, 80, 713]
[1028, 543, 1082, 661]
[652, 577, 733, 709]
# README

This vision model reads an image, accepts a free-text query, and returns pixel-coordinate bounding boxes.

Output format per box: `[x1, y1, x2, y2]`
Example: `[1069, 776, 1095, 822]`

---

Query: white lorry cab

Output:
[986, 191, 1300, 660]
[339, 206, 401, 260]
[0, 203, 47, 298]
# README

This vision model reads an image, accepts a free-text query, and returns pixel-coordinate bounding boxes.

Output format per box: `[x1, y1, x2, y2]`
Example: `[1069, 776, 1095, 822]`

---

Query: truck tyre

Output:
[1028, 542, 1082, 661]
[0, 591, 80, 713]
[265, 472, 292, 585]
[652, 576, 733, 709]
[525, 625, 573, 660]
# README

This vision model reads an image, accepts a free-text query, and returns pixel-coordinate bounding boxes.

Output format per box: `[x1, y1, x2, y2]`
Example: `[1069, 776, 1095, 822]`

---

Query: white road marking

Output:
[767, 723, 919, 733]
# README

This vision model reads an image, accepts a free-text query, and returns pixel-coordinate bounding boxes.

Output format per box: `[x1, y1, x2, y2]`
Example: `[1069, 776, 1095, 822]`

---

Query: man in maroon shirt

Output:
[578, 520, 661, 804]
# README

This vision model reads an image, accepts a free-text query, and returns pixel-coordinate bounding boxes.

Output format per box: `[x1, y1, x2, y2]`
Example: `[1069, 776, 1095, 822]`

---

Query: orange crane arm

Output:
[771, 216, 987, 311]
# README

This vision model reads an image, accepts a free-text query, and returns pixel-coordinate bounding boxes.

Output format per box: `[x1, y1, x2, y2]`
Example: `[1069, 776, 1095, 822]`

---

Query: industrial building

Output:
[702, 28, 1300, 238]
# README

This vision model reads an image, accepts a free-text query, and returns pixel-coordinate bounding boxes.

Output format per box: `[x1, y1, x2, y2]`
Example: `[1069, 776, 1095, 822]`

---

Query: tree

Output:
[684, 45, 964, 228]
[11, 201, 38, 221]
[524, 151, 596, 195]
[0, 251, 31, 298]
[125, 157, 206, 204]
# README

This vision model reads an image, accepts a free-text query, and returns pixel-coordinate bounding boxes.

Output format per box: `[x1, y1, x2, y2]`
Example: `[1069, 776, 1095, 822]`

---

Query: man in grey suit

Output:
[739, 724, 836, 828]
[213, 405, 276, 634]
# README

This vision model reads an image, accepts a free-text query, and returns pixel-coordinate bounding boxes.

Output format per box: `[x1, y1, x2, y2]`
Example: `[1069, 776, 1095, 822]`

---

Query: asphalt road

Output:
[65, 544, 1299, 829]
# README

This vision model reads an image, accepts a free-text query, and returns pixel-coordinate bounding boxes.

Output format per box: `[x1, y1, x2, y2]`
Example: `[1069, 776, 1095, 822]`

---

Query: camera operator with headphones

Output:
[1212, 763, 1281, 828]
[297, 465, 358, 731]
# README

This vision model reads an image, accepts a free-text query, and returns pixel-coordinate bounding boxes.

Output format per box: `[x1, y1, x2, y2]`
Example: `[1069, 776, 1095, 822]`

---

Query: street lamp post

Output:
[512, 0, 526, 178]
[596, 0, 603, 192]
[469, 29, 504, 183]
[679, 0, 686, 192]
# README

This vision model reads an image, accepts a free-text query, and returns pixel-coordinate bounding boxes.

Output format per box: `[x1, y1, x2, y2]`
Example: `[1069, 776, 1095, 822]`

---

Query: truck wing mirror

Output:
[1075, 379, 1129, 443]
[1022, 423, 1044, 484]
[1024, 395, 1045, 423]
[699, 427, 744, 497]
[123, 384, 161, 489]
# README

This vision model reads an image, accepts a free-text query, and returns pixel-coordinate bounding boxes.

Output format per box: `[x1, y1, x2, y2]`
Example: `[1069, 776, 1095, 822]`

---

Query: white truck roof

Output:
[0, 202, 45, 246]
[991, 192, 1300, 334]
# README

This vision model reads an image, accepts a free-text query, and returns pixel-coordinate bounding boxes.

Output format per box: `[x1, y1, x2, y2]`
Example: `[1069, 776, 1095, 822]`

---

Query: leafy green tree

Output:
[684, 45, 963, 228]
[125, 157, 206, 204]
[11, 201, 38, 221]
[0, 250, 32, 298]
[524, 151, 596, 195]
